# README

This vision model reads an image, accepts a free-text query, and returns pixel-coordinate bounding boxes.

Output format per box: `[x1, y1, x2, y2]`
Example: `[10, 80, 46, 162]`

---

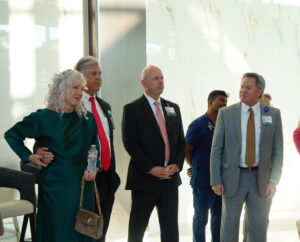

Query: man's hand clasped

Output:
[149, 164, 179, 179]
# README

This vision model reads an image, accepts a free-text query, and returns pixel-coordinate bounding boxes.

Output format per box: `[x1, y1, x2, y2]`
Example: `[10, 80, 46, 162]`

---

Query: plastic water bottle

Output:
[87, 145, 97, 175]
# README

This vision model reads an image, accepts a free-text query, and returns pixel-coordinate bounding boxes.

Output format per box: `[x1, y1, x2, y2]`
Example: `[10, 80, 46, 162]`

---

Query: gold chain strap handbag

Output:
[74, 178, 103, 239]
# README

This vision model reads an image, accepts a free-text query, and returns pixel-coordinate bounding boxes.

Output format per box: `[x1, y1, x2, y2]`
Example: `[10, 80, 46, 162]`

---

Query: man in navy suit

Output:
[122, 65, 185, 242]
[37, 56, 120, 242]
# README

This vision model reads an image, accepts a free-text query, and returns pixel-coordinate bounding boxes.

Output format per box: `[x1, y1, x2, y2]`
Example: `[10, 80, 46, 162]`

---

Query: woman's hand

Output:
[83, 169, 96, 181]
[28, 154, 50, 167]
[36, 147, 54, 163]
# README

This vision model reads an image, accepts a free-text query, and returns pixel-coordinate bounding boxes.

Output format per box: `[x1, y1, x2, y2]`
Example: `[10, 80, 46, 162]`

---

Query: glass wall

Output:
[0, 0, 84, 169]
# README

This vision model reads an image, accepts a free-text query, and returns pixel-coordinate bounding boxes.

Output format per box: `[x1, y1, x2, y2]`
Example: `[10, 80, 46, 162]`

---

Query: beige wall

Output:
[146, 0, 300, 235]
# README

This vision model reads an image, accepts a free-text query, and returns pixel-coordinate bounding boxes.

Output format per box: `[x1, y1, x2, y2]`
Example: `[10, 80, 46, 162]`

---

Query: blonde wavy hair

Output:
[46, 69, 87, 118]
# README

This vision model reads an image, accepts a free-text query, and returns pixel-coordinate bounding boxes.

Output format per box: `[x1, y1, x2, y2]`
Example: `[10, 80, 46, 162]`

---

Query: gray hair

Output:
[46, 69, 87, 117]
[242, 72, 265, 97]
[74, 56, 99, 74]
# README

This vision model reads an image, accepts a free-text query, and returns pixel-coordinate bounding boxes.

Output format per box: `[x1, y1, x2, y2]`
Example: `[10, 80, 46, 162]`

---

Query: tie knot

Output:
[248, 108, 253, 115]
[89, 96, 95, 103]
[154, 101, 160, 107]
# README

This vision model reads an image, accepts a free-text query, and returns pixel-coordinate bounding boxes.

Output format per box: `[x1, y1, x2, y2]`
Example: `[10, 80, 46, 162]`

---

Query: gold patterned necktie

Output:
[246, 108, 255, 167]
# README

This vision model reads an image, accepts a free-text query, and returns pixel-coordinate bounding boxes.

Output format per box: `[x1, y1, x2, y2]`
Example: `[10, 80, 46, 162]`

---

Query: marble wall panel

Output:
[146, 0, 300, 234]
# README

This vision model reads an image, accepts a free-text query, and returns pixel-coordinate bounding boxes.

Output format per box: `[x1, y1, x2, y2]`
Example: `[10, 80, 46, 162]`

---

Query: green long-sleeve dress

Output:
[5, 109, 98, 242]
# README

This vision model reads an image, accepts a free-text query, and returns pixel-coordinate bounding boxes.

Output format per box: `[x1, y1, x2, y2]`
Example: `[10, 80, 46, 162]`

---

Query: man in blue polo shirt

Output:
[185, 90, 228, 242]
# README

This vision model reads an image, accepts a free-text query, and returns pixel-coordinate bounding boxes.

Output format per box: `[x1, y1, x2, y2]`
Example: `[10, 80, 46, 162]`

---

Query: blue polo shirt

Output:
[185, 114, 215, 188]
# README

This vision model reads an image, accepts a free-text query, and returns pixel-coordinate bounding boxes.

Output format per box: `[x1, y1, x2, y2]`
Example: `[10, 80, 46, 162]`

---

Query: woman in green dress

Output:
[5, 69, 98, 242]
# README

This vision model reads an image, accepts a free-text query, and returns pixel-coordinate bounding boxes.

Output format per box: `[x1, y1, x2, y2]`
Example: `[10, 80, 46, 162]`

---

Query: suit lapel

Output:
[259, 103, 266, 143]
[161, 98, 172, 138]
[233, 103, 242, 146]
[141, 96, 162, 136]
[96, 97, 114, 132]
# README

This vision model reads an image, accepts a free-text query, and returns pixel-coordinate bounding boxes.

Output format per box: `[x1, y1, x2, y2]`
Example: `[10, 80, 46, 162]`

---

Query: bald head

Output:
[141, 65, 161, 80]
[141, 65, 164, 100]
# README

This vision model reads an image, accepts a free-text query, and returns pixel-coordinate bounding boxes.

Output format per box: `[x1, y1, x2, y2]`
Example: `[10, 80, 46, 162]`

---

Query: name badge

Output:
[262, 115, 272, 124]
[165, 107, 176, 116]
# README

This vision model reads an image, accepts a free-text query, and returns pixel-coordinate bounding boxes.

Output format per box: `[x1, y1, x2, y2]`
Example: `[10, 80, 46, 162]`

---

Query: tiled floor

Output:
[104, 150, 300, 242]
[106, 198, 300, 242]
[2, 196, 299, 242]
[2, 151, 300, 241]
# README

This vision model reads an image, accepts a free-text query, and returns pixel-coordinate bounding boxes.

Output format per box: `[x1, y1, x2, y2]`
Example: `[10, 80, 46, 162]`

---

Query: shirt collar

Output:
[144, 93, 161, 106]
[241, 101, 260, 115]
[83, 91, 96, 102]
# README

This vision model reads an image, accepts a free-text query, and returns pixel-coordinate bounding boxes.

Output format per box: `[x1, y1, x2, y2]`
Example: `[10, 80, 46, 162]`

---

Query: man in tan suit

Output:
[210, 73, 283, 242]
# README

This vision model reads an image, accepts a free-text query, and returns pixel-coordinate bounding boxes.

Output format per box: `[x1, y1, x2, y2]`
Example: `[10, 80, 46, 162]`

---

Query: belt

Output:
[239, 166, 259, 171]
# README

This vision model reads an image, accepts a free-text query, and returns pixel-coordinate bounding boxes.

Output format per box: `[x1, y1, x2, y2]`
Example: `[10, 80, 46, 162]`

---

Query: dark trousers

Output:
[128, 187, 179, 242]
[192, 187, 222, 242]
[96, 171, 115, 242]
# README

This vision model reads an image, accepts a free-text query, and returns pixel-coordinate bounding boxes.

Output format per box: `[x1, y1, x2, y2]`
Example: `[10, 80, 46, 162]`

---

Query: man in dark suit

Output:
[210, 73, 283, 242]
[37, 56, 120, 242]
[75, 56, 120, 242]
[122, 65, 185, 242]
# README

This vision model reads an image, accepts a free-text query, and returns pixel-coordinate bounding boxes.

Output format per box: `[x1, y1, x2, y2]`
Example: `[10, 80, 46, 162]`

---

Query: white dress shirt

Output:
[82, 92, 111, 153]
[144, 93, 166, 120]
[240, 102, 261, 167]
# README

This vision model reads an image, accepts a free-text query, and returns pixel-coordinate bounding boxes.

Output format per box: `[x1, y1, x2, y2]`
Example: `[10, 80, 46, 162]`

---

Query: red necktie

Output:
[89, 97, 111, 171]
[154, 101, 170, 164]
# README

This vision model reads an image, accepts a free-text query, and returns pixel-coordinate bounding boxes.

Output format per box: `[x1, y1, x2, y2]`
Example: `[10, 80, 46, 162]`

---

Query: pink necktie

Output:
[89, 97, 111, 171]
[154, 101, 170, 164]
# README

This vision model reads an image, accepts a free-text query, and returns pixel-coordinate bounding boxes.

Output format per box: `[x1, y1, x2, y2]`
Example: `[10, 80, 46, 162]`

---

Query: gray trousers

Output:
[221, 169, 272, 242]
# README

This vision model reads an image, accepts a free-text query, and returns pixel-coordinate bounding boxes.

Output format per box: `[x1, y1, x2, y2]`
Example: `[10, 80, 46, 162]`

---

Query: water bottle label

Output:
[88, 153, 97, 159]
[87, 145, 98, 175]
